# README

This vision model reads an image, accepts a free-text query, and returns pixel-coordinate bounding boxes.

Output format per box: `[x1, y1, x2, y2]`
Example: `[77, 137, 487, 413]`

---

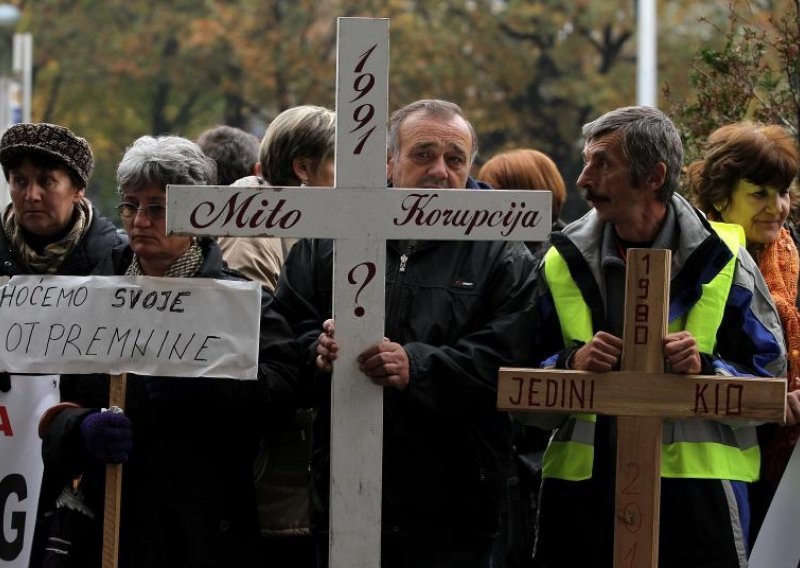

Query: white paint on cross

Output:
[167, 17, 552, 568]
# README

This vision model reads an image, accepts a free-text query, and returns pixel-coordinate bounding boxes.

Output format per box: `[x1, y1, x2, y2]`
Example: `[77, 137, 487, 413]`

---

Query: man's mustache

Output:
[582, 189, 607, 202]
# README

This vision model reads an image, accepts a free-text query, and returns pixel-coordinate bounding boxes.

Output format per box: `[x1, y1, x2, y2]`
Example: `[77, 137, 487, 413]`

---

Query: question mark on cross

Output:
[348, 261, 377, 317]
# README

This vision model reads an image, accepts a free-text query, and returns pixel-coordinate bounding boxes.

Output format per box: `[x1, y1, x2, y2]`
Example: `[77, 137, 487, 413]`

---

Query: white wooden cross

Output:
[498, 249, 787, 568]
[166, 17, 551, 568]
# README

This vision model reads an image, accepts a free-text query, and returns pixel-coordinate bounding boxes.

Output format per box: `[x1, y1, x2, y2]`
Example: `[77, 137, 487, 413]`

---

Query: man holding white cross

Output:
[277, 99, 539, 567]
[523, 106, 787, 568]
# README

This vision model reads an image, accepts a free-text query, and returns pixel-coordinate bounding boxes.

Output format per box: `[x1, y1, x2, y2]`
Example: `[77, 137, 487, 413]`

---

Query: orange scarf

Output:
[758, 226, 800, 481]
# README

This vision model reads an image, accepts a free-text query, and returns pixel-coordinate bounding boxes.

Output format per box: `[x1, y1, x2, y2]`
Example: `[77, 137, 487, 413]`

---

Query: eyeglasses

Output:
[117, 202, 167, 222]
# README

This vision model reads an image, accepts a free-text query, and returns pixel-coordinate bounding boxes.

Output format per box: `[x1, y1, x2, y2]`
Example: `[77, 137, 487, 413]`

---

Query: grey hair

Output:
[388, 99, 479, 163]
[582, 106, 683, 201]
[260, 105, 336, 186]
[117, 135, 217, 193]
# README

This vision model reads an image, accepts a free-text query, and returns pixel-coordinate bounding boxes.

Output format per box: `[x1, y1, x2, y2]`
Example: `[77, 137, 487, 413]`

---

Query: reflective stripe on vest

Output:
[542, 223, 759, 481]
[669, 222, 745, 353]
[542, 413, 595, 480]
[543, 246, 592, 348]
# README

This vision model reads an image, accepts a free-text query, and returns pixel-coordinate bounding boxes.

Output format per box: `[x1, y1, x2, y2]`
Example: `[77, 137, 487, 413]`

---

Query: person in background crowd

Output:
[478, 148, 567, 258]
[236, 105, 336, 255]
[0, 122, 123, 279]
[257, 105, 336, 191]
[204, 106, 335, 568]
[0, 122, 126, 566]
[521, 106, 786, 568]
[277, 99, 538, 568]
[37, 135, 299, 568]
[196, 124, 284, 292]
[209, 107, 335, 292]
[687, 121, 800, 546]
[196, 125, 261, 185]
[478, 148, 566, 566]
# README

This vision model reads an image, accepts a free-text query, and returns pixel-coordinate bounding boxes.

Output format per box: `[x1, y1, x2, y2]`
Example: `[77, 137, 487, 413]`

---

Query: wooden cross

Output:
[497, 248, 787, 568]
[166, 17, 551, 568]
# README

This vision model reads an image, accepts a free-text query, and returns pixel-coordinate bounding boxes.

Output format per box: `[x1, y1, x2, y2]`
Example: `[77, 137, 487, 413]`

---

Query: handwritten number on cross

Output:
[351, 44, 378, 155]
[634, 255, 651, 345]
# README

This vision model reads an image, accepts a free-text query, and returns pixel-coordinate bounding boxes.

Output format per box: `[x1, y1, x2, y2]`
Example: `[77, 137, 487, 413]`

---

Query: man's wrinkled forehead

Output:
[583, 129, 625, 157]
[400, 112, 473, 154]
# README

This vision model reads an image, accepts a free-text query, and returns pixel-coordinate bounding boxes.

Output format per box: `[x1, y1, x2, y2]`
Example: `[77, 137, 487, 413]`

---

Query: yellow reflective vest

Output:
[541, 222, 760, 482]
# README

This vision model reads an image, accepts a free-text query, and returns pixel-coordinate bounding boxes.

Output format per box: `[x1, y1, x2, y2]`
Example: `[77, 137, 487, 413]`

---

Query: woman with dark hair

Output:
[687, 121, 800, 546]
[38, 135, 299, 567]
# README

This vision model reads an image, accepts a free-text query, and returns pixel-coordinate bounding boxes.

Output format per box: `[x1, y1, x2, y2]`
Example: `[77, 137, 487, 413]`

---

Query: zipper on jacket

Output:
[386, 243, 415, 339]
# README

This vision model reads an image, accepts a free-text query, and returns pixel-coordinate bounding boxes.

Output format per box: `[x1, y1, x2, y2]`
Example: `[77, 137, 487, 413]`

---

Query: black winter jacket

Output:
[0, 205, 125, 567]
[275, 230, 538, 539]
[39, 238, 300, 568]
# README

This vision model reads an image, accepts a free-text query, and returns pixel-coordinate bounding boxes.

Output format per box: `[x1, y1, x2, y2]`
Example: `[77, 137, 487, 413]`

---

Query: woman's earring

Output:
[300, 177, 309, 187]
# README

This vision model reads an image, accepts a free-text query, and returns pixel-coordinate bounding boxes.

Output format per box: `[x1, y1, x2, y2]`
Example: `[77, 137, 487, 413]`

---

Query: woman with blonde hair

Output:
[217, 105, 335, 291]
[223, 105, 335, 567]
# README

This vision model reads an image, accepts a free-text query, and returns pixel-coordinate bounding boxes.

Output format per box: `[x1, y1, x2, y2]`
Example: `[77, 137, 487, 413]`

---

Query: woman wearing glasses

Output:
[39, 135, 300, 567]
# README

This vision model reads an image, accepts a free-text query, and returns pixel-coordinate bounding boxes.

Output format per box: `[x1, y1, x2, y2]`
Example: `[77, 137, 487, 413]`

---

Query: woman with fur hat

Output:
[0, 122, 126, 566]
[0, 122, 124, 277]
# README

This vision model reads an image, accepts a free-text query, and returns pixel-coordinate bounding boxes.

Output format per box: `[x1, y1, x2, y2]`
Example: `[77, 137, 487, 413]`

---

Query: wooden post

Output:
[614, 249, 669, 568]
[102, 373, 127, 568]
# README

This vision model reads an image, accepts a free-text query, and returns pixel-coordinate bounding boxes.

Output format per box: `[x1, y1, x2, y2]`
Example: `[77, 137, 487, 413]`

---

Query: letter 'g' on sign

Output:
[0, 474, 27, 561]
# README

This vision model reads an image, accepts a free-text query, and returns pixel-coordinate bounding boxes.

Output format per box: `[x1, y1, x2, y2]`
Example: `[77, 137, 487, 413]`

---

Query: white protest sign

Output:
[0, 375, 59, 567]
[167, 17, 551, 568]
[0, 275, 261, 379]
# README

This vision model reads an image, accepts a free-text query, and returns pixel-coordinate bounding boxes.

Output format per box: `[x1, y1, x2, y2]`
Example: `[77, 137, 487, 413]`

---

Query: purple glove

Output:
[79, 410, 133, 464]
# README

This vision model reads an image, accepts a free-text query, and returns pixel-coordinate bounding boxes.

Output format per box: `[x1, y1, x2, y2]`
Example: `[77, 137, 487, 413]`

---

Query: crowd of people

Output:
[0, 99, 798, 568]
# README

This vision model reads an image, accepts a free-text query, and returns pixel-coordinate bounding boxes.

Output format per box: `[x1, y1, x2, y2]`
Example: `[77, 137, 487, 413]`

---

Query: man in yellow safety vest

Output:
[524, 106, 786, 568]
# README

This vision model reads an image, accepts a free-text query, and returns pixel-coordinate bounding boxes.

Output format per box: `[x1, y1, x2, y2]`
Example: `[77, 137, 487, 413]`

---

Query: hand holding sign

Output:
[79, 409, 132, 464]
